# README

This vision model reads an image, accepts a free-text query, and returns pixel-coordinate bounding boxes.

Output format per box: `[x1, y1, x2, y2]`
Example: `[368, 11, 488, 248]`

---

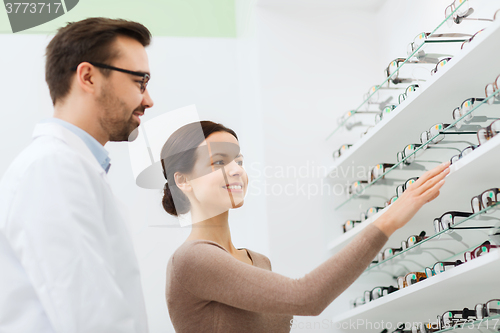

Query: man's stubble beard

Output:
[96, 84, 140, 142]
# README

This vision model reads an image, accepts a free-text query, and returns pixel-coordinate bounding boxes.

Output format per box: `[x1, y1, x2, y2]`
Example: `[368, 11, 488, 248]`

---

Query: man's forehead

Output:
[112, 35, 150, 72]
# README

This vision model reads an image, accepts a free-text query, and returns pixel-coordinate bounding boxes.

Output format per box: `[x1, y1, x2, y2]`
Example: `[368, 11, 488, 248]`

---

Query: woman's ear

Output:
[174, 172, 191, 193]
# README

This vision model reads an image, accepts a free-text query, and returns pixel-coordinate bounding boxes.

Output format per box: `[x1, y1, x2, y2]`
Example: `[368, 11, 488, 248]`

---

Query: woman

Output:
[163, 121, 449, 333]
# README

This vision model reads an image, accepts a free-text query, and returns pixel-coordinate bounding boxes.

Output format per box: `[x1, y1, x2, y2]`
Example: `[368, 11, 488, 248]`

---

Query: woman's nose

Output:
[226, 160, 243, 176]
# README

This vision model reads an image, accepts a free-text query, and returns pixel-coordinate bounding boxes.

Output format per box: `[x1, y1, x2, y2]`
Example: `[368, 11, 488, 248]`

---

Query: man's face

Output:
[96, 35, 154, 142]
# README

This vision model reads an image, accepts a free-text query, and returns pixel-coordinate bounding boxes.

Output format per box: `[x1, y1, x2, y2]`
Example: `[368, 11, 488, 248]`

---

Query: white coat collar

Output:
[32, 122, 108, 179]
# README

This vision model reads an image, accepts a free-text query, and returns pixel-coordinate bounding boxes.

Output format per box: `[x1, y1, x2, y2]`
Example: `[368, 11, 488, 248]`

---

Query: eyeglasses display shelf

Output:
[325, 19, 500, 189]
[331, 250, 500, 332]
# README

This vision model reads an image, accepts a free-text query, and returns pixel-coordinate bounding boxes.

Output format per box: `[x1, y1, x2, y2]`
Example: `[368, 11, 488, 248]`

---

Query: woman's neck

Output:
[187, 210, 238, 254]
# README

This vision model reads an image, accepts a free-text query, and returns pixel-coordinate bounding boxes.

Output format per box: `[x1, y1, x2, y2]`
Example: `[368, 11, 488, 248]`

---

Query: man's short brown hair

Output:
[45, 17, 152, 105]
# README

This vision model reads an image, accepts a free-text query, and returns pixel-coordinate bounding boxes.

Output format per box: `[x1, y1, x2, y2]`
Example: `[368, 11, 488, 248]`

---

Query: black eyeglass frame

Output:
[70, 61, 151, 93]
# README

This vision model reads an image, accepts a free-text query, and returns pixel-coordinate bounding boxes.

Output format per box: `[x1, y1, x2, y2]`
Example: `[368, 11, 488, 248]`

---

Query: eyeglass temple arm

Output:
[438, 132, 477, 134]
[462, 17, 493, 22]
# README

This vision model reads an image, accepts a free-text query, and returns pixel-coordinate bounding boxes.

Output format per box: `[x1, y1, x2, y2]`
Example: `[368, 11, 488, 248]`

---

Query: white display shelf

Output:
[332, 250, 500, 333]
[328, 133, 500, 260]
[326, 18, 500, 188]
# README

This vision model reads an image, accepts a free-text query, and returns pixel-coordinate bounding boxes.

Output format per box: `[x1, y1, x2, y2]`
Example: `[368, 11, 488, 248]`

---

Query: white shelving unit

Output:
[332, 251, 500, 331]
[326, 18, 500, 188]
[326, 6, 500, 333]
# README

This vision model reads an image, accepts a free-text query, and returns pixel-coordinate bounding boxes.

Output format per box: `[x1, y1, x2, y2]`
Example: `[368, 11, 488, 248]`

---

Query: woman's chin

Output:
[231, 200, 245, 209]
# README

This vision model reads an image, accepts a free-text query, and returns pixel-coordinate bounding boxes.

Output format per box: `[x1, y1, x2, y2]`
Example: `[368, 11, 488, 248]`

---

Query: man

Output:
[0, 18, 154, 332]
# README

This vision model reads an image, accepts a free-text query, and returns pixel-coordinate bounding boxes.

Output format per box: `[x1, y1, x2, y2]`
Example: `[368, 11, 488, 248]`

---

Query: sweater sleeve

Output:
[171, 224, 387, 316]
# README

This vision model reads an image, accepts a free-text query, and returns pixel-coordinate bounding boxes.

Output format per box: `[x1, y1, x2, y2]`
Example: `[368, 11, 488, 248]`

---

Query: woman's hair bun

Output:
[162, 182, 190, 216]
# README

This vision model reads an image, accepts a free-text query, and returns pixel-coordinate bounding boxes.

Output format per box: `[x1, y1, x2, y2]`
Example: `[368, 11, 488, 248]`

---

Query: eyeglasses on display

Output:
[474, 299, 500, 319]
[407, 32, 470, 58]
[401, 231, 428, 250]
[424, 260, 463, 277]
[440, 307, 477, 327]
[333, 144, 352, 159]
[337, 110, 379, 126]
[444, 0, 493, 26]
[385, 58, 431, 85]
[471, 188, 500, 213]
[477, 118, 500, 145]
[430, 57, 452, 75]
[70, 61, 151, 94]
[461, 29, 485, 49]
[360, 206, 384, 221]
[363, 285, 398, 303]
[342, 220, 362, 233]
[433, 211, 473, 233]
[414, 298, 500, 332]
[347, 180, 369, 196]
[420, 123, 453, 146]
[375, 105, 398, 124]
[450, 144, 479, 165]
[396, 177, 419, 197]
[368, 163, 396, 183]
[398, 84, 420, 104]
[485, 74, 500, 105]
[464, 240, 500, 261]
[397, 271, 427, 289]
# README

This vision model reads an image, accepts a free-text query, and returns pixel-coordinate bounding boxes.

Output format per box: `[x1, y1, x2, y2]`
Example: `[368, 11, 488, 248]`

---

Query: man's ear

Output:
[174, 172, 191, 193]
[75, 62, 99, 95]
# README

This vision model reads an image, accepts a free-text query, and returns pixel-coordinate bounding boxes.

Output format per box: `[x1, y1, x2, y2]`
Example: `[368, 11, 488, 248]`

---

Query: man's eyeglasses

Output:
[70, 61, 151, 93]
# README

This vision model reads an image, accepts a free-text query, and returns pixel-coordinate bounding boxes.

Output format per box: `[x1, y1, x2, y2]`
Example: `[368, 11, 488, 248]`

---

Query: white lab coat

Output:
[0, 122, 148, 333]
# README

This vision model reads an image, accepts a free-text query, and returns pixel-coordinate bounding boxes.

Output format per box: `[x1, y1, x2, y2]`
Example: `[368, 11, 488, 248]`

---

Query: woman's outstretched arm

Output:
[171, 162, 450, 316]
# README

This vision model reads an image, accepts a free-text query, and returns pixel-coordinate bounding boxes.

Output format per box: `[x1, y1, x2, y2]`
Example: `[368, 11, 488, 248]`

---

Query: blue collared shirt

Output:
[41, 118, 111, 173]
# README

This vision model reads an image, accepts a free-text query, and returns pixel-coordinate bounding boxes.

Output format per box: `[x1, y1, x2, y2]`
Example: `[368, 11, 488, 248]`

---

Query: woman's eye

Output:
[213, 160, 224, 166]
[237, 161, 244, 166]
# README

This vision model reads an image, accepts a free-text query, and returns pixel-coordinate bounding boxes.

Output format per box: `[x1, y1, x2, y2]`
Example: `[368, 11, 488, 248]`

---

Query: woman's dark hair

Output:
[161, 121, 238, 216]
[45, 17, 151, 106]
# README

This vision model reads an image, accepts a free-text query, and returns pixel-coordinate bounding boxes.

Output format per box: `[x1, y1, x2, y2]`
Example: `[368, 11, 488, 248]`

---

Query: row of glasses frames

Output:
[343, 187, 499, 268]
[334, 5, 500, 142]
[352, 240, 500, 309]
[410, 298, 500, 332]
[342, 137, 500, 233]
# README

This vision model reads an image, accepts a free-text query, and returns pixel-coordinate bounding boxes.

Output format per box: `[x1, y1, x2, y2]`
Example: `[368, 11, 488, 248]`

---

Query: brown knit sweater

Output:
[165, 224, 388, 332]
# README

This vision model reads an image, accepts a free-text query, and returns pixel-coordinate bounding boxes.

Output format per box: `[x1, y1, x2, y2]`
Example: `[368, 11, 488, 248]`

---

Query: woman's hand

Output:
[373, 161, 451, 237]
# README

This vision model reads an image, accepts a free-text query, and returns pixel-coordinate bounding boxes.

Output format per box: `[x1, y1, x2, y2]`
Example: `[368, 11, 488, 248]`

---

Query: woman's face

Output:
[186, 131, 248, 216]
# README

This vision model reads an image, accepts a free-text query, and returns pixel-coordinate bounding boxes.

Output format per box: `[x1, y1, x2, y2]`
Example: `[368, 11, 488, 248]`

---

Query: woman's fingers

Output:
[410, 162, 450, 195]
[412, 161, 450, 188]
[422, 177, 446, 203]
